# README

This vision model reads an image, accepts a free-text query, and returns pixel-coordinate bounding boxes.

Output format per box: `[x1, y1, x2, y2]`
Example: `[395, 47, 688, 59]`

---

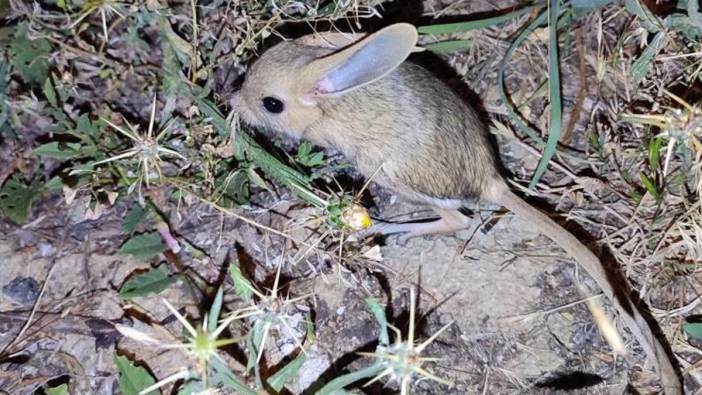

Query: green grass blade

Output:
[624, 0, 663, 32]
[665, 14, 702, 39]
[684, 322, 702, 340]
[423, 40, 473, 53]
[570, 0, 616, 14]
[365, 298, 389, 346]
[529, 0, 563, 189]
[191, 96, 322, 207]
[208, 287, 224, 331]
[229, 261, 254, 303]
[498, 9, 549, 148]
[315, 362, 386, 395]
[631, 31, 665, 83]
[118, 265, 180, 300]
[210, 357, 257, 395]
[118, 232, 167, 259]
[417, 5, 537, 34]
[688, 0, 702, 28]
[114, 355, 159, 395]
[267, 351, 306, 391]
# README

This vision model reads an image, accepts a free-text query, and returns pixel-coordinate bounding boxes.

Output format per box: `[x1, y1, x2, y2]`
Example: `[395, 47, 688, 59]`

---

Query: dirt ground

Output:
[0, 190, 640, 394]
[1, 0, 701, 394]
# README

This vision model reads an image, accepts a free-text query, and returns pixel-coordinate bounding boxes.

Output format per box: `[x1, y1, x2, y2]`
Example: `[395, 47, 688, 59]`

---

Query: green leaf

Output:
[247, 168, 273, 194]
[210, 356, 257, 395]
[46, 384, 68, 395]
[192, 95, 322, 207]
[236, 128, 310, 186]
[571, 0, 615, 14]
[0, 178, 41, 224]
[10, 23, 52, 86]
[118, 232, 166, 258]
[119, 265, 181, 300]
[229, 261, 253, 303]
[222, 170, 250, 205]
[157, 17, 193, 68]
[114, 355, 159, 395]
[295, 142, 325, 167]
[0, 60, 12, 138]
[306, 152, 324, 167]
[365, 298, 389, 346]
[639, 172, 661, 201]
[247, 319, 267, 384]
[498, 10, 549, 147]
[688, 0, 702, 28]
[424, 40, 473, 53]
[529, 0, 563, 189]
[629, 190, 643, 205]
[43, 77, 58, 108]
[648, 137, 663, 173]
[684, 322, 702, 340]
[673, 173, 687, 186]
[417, 5, 536, 34]
[176, 381, 204, 395]
[267, 352, 305, 392]
[315, 362, 386, 395]
[316, 0, 346, 17]
[297, 142, 311, 157]
[44, 176, 64, 192]
[631, 31, 665, 83]
[192, 95, 228, 135]
[34, 142, 82, 159]
[75, 114, 100, 138]
[624, 0, 663, 32]
[122, 204, 149, 234]
[208, 287, 224, 331]
[0, 0, 9, 19]
[497, 7, 586, 168]
[665, 14, 702, 39]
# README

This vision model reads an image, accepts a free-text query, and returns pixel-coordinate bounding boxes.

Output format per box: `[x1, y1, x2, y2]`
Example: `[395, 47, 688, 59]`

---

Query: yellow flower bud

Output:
[341, 204, 372, 231]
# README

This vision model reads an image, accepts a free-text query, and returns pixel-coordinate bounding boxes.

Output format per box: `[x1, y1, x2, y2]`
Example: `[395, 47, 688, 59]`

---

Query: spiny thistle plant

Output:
[325, 195, 372, 233]
[622, 90, 702, 177]
[115, 283, 308, 394]
[317, 288, 453, 395]
[92, 96, 186, 204]
[228, 260, 312, 376]
[283, 139, 373, 234]
[620, 90, 702, 265]
[67, 0, 130, 42]
[115, 288, 248, 394]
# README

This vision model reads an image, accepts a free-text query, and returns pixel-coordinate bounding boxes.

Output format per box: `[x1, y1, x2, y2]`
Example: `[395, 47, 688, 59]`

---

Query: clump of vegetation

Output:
[317, 289, 453, 395]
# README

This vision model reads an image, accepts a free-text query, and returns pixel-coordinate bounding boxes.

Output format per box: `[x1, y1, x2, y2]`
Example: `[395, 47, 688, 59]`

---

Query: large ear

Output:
[298, 31, 360, 49]
[301, 23, 418, 98]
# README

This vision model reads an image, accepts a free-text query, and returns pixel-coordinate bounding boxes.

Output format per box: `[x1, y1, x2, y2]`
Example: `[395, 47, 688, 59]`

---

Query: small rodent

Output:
[230, 23, 681, 393]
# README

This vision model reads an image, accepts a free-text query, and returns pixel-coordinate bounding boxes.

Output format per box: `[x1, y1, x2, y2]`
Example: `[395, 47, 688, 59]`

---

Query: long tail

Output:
[489, 184, 681, 394]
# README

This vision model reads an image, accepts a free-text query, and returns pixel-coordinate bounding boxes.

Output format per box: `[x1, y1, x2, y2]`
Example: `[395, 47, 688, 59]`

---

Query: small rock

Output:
[39, 242, 56, 257]
[3, 277, 40, 305]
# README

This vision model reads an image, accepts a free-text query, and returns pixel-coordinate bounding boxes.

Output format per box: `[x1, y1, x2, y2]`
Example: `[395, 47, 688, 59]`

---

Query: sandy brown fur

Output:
[310, 62, 500, 203]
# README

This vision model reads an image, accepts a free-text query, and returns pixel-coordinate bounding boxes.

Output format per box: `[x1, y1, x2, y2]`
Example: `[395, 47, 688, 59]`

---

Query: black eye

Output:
[262, 96, 284, 113]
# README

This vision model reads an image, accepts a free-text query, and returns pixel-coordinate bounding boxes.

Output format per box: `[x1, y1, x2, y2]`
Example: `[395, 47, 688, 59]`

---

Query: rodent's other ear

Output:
[301, 23, 417, 99]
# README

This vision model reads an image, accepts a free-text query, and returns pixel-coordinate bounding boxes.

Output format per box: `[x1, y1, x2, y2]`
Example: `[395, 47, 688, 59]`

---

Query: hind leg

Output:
[354, 208, 472, 243]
